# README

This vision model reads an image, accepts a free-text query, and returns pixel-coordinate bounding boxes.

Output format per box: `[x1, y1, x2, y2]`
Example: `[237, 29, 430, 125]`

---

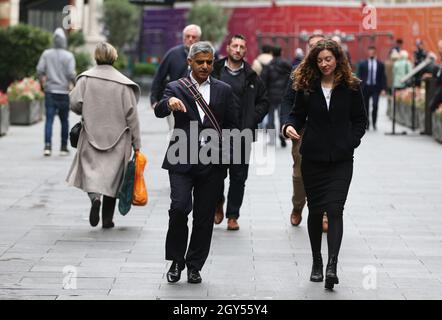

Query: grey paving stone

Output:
[1, 97, 441, 299]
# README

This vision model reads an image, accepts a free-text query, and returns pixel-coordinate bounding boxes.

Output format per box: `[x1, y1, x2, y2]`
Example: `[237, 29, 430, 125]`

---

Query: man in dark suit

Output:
[154, 41, 239, 284]
[357, 46, 386, 130]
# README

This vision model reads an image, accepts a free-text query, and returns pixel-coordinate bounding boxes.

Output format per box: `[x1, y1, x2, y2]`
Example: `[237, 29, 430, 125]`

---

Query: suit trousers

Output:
[291, 135, 306, 214]
[218, 140, 252, 219]
[363, 86, 381, 128]
[166, 166, 225, 271]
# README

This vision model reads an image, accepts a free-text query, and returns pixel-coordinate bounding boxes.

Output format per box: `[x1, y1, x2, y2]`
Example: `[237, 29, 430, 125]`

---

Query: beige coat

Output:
[66, 65, 141, 197]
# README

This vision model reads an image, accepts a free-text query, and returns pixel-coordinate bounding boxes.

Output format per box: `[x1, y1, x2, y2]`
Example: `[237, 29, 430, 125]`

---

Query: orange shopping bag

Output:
[132, 151, 148, 206]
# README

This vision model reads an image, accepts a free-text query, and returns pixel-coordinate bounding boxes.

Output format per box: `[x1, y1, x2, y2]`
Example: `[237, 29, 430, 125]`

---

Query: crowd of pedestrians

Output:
[34, 24, 442, 290]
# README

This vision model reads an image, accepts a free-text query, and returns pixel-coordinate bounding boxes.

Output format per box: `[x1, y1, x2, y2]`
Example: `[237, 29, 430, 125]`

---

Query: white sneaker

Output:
[44, 144, 51, 156]
[60, 146, 69, 156]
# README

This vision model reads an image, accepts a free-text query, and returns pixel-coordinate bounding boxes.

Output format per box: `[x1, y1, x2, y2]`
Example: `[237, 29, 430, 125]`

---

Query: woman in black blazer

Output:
[283, 39, 367, 290]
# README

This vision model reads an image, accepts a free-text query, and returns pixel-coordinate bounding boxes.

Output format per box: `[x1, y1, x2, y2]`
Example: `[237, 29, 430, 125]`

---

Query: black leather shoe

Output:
[167, 261, 184, 283]
[187, 269, 202, 284]
[89, 198, 101, 227]
[325, 255, 339, 290]
[310, 253, 323, 282]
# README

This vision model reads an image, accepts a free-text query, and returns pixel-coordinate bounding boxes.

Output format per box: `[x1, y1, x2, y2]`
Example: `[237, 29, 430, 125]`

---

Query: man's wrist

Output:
[167, 99, 173, 111]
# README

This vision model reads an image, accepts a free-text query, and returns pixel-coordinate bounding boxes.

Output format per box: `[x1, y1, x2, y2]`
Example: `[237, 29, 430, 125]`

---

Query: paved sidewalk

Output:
[0, 96, 441, 300]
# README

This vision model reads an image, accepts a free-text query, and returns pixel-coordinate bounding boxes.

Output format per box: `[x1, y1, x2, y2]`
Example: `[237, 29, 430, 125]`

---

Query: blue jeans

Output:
[44, 93, 69, 147]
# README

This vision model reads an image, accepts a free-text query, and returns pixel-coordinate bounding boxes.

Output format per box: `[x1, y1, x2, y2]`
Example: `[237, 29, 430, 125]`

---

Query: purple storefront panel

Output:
[140, 8, 188, 63]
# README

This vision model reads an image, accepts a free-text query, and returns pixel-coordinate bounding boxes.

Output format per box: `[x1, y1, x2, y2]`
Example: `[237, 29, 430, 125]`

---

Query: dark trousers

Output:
[166, 166, 224, 271]
[218, 140, 252, 219]
[44, 93, 69, 146]
[363, 86, 381, 128]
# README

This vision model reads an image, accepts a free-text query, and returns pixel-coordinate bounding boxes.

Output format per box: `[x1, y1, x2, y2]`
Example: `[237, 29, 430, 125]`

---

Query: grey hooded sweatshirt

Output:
[37, 28, 76, 94]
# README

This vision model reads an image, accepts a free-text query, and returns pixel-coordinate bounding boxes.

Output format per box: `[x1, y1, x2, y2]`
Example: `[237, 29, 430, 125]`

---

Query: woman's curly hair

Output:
[292, 39, 360, 91]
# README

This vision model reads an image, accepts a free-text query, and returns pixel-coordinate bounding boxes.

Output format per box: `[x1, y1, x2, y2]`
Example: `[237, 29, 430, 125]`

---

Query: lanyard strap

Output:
[178, 77, 222, 138]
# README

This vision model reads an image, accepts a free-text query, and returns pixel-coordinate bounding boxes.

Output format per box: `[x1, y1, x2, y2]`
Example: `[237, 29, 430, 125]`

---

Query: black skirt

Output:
[301, 158, 353, 215]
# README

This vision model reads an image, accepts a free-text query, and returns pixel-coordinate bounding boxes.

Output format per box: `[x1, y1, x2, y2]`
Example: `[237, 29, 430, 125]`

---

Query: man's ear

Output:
[187, 58, 192, 66]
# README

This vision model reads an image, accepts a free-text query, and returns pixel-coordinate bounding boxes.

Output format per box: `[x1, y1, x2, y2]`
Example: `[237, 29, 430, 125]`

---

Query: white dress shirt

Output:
[367, 58, 377, 86]
[189, 72, 211, 123]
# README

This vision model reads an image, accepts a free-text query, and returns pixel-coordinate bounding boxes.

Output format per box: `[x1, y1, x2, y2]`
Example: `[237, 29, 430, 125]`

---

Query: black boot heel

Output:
[325, 275, 339, 289]
[310, 252, 323, 282]
[325, 255, 339, 290]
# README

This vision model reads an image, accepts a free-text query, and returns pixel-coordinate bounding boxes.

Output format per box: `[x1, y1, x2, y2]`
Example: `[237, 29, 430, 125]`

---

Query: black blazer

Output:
[357, 59, 386, 91]
[155, 77, 239, 173]
[284, 82, 367, 162]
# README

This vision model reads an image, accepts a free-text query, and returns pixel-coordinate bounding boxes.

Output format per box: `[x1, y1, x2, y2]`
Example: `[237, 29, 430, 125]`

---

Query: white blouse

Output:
[322, 86, 332, 110]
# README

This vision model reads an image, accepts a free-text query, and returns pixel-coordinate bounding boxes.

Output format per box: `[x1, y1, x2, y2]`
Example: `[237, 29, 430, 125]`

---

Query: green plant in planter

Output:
[114, 52, 129, 71]
[133, 63, 157, 76]
[0, 24, 51, 91]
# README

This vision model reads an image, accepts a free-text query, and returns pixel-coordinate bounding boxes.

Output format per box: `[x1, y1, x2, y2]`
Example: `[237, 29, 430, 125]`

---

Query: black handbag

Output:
[69, 121, 82, 148]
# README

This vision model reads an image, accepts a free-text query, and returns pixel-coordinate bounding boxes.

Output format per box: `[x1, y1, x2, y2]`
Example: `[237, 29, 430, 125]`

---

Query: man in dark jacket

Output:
[261, 45, 292, 147]
[357, 46, 386, 130]
[211, 34, 269, 231]
[150, 24, 201, 130]
[154, 42, 239, 284]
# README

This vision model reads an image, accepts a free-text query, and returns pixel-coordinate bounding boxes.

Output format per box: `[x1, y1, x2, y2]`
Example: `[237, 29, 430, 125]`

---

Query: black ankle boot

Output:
[102, 196, 116, 228]
[310, 252, 323, 282]
[325, 255, 339, 289]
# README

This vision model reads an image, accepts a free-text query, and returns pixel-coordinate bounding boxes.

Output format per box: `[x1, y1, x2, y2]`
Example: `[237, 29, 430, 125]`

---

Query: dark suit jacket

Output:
[357, 59, 386, 92]
[284, 82, 367, 162]
[155, 77, 239, 173]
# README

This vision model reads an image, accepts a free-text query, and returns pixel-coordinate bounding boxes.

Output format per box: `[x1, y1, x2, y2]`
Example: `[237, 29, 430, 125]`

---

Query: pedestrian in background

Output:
[212, 34, 269, 231]
[150, 24, 202, 132]
[413, 38, 428, 87]
[261, 45, 292, 147]
[393, 50, 412, 90]
[357, 45, 386, 130]
[292, 48, 304, 68]
[251, 43, 273, 76]
[428, 40, 442, 113]
[37, 28, 76, 157]
[283, 39, 367, 290]
[280, 34, 326, 229]
[155, 42, 239, 284]
[66, 42, 141, 229]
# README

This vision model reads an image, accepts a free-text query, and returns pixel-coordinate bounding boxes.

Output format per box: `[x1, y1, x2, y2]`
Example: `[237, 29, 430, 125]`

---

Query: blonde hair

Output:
[95, 42, 118, 65]
[399, 50, 409, 59]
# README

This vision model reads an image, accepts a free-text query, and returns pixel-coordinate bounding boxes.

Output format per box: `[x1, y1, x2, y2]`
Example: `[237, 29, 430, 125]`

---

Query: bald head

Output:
[183, 24, 202, 49]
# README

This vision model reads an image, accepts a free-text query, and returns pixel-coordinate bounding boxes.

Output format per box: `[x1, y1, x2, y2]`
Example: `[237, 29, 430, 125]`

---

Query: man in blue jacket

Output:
[150, 24, 202, 130]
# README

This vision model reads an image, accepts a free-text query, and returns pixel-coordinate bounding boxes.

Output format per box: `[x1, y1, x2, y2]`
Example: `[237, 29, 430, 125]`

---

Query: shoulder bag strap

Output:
[178, 77, 222, 138]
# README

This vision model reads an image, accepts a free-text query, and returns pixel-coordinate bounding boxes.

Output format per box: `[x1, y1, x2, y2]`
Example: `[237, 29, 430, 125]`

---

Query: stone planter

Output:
[432, 114, 442, 143]
[0, 105, 9, 136]
[387, 100, 424, 131]
[9, 100, 43, 125]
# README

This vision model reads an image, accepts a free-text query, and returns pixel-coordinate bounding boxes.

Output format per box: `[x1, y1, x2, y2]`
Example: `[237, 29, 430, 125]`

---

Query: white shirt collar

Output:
[190, 72, 211, 86]
[224, 60, 244, 73]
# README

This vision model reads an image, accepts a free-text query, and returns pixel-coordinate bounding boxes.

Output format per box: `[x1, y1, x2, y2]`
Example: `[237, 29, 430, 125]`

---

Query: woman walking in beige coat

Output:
[66, 42, 141, 228]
